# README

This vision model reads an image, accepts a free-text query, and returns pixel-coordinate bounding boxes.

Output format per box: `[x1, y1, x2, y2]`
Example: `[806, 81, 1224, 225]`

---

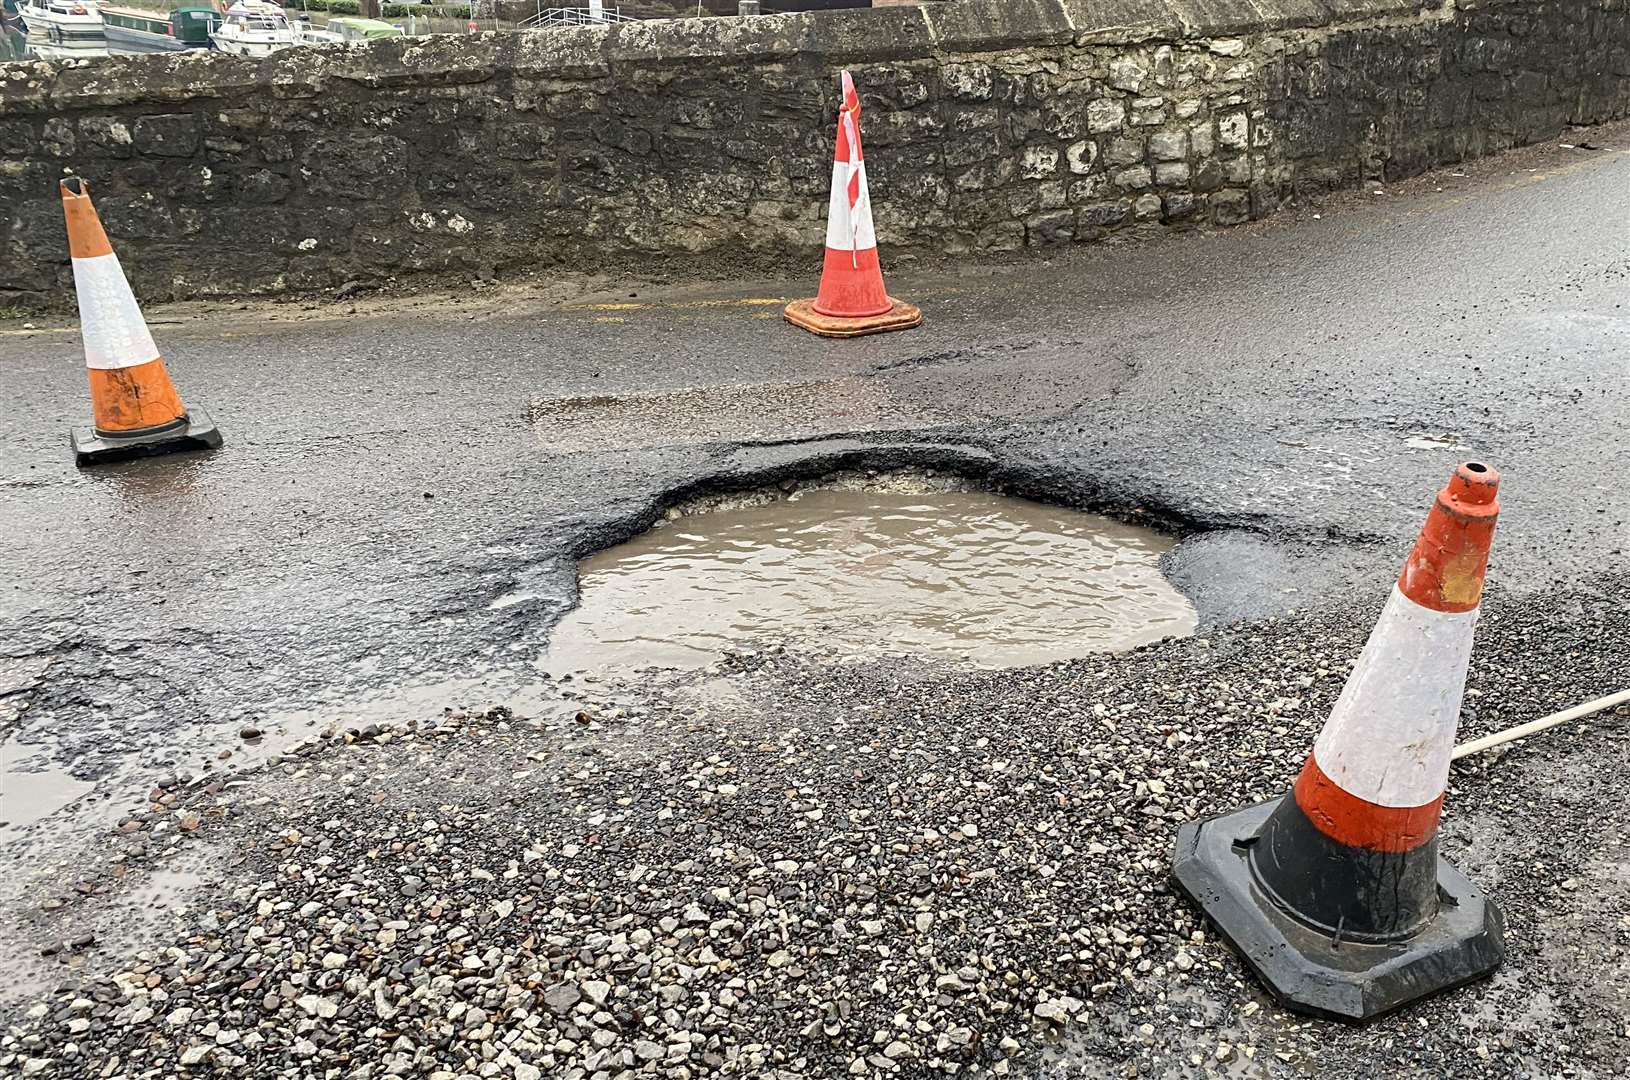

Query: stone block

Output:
[80, 117, 135, 158]
[1109, 55, 1148, 93]
[1165, 0, 1267, 37]
[1063, 0, 1181, 44]
[1217, 111, 1250, 149]
[40, 118, 75, 158]
[1322, 0, 1419, 22]
[1163, 191, 1200, 220]
[301, 133, 410, 199]
[1026, 209, 1076, 244]
[260, 134, 294, 164]
[497, 125, 554, 162]
[1068, 175, 1112, 203]
[1192, 159, 1225, 192]
[1149, 130, 1189, 160]
[1132, 193, 1163, 220]
[1246, 0, 1331, 30]
[98, 196, 177, 241]
[1020, 144, 1062, 179]
[1065, 140, 1099, 173]
[135, 114, 200, 158]
[942, 63, 995, 102]
[1212, 188, 1250, 225]
[240, 169, 292, 204]
[1106, 136, 1147, 165]
[1008, 185, 1043, 217]
[1190, 121, 1216, 157]
[1154, 161, 1191, 184]
[0, 121, 35, 159]
[1132, 101, 1167, 126]
[1086, 99, 1127, 133]
[924, 0, 1076, 51]
[953, 157, 1017, 192]
[975, 220, 1025, 251]
[1113, 165, 1154, 189]
[1078, 200, 1131, 227]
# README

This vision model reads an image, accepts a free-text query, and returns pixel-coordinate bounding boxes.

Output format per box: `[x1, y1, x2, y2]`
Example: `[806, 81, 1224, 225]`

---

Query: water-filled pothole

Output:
[544, 475, 1197, 673]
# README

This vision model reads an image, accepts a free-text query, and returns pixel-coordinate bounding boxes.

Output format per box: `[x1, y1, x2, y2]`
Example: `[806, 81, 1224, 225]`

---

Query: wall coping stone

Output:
[923, 0, 1079, 52]
[0, 0, 1467, 117]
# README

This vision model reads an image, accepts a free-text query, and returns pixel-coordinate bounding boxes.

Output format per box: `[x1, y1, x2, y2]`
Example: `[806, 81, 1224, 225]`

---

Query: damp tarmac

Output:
[544, 488, 1198, 674]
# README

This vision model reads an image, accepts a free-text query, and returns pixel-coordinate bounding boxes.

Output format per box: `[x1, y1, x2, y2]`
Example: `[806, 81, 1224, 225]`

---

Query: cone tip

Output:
[1446, 461, 1499, 510]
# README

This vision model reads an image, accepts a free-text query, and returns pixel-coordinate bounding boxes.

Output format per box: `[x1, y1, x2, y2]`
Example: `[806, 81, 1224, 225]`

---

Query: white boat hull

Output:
[23, 4, 105, 49]
[211, 36, 293, 56]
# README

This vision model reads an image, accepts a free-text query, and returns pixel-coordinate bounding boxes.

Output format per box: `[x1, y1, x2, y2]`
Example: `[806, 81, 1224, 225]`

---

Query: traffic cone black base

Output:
[1172, 799, 1504, 1023]
[71, 407, 222, 467]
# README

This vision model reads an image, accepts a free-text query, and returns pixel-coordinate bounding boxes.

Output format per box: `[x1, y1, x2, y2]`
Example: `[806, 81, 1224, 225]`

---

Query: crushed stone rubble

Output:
[1, 581, 1626, 1079]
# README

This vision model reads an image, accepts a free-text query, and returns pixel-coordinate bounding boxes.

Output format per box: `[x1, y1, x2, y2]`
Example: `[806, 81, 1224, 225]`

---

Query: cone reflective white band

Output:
[824, 160, 877, 253]
[72, 252, 161, 371]
[1312, 584, 1478, 808]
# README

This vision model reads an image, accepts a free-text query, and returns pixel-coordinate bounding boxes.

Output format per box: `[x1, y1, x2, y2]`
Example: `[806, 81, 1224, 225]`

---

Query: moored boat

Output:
[21, 0, 106, 52]
[322, 16, 400, 42]
[101, 4, 217, 53]
[209, 0, 292, 56]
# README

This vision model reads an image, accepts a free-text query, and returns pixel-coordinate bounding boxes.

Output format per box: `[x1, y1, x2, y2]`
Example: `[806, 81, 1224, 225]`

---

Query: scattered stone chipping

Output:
[1, 581, 1625, 1078]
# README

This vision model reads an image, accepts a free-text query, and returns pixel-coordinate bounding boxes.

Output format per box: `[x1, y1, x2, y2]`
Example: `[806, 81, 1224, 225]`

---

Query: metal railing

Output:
[521, 4, 636, 26]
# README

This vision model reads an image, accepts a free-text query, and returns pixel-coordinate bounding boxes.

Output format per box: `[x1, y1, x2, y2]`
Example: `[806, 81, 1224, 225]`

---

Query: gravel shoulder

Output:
[2, 574, 1625, 1079]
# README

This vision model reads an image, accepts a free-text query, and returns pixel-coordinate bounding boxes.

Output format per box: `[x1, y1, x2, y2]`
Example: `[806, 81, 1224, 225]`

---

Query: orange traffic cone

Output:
[1173, 462, 1505, 1021]
[784, 71, 921, 338]
[62, 178, 222, 466]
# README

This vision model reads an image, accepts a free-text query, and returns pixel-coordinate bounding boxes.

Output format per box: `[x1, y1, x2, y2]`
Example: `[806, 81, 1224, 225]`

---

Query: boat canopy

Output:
[325, 16, 402, 39]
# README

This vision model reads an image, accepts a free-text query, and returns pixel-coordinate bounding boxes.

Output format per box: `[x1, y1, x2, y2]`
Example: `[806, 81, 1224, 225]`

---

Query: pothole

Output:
[543, 471, 1197, 674]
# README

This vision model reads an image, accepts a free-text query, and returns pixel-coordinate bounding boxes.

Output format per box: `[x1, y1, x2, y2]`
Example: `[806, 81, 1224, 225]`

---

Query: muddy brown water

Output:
[544, 489, 1197, 673]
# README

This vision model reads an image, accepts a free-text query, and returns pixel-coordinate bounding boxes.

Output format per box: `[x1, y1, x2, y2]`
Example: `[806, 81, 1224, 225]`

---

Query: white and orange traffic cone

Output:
[62, 178, 222, 466]
[783, 71, 921, 339]
[1173, 462, 1505, 1022]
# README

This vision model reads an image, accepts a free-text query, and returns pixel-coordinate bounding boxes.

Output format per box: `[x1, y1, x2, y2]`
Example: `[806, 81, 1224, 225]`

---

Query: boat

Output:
[290, 13, 340, 44]
[20, 0, 106, 52]
[322, 15, 400, 42]
[100, 4, 217, 53]
[209, 0, 292, 56]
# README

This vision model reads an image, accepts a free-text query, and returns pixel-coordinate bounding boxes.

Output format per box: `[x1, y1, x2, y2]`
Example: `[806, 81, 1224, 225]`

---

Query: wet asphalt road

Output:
[1, 131, 1626, 829]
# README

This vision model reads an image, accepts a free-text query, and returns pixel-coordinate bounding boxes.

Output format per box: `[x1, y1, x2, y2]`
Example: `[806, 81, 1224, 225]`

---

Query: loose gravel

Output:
[2, 578, 1626, 1079]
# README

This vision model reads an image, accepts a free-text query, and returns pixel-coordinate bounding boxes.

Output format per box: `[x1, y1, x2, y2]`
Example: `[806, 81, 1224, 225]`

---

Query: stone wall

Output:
[2, 0, 1628, 303]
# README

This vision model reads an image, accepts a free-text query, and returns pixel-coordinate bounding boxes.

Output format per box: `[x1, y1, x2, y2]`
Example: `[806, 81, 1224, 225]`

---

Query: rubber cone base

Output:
[1171, 799, 1504, 1022]
[783, 297, 922, 338]
[72, 407, 224, 467]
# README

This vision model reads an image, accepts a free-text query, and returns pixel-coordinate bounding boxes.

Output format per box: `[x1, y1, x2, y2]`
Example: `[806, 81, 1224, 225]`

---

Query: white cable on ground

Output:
[1452, 688, 1630, 760]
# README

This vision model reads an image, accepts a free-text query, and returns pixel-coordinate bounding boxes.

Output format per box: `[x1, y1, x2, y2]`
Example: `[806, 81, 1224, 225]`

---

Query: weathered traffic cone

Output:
[62, 178, 222, 466]
[784, 71, 921, 339]
[1172, 462, 1505, 1022]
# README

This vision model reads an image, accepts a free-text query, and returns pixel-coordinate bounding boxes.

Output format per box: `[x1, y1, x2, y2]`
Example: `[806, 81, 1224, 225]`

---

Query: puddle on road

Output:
[0, 736, 96, 839]
[545, 487, 1197, 673]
